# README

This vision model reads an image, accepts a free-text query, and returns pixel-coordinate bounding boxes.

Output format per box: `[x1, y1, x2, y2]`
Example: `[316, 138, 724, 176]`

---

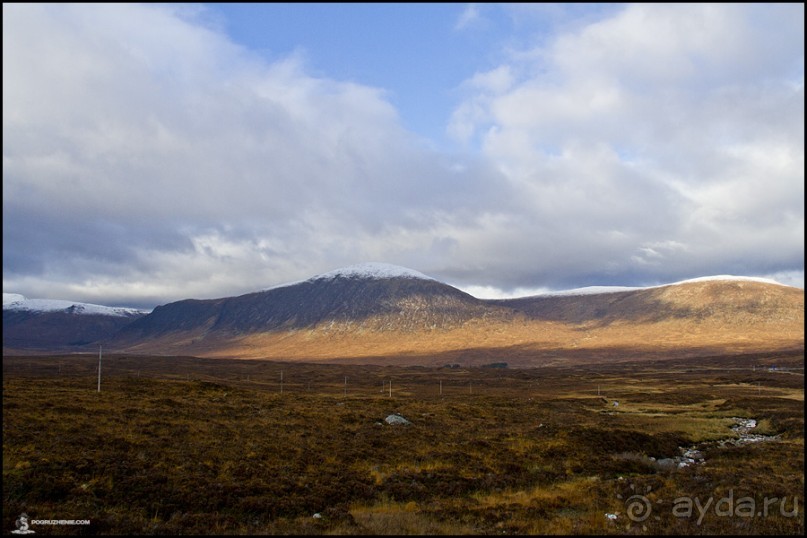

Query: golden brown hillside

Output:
[115, 279, 803, 367]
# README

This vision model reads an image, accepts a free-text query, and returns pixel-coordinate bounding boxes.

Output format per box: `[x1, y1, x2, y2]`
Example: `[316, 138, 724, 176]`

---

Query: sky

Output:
[3, 3, 804, 309]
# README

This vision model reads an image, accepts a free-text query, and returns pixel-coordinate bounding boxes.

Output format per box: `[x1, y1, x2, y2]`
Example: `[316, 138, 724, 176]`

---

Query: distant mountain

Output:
[2, 294, 149, 352]
[493, 276, 804, 325]
[4, 266, 803, 366]
[112, 263, 510, 345]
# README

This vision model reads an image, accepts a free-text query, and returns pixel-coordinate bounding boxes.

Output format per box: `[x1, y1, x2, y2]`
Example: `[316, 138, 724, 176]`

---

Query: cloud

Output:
[2, 4, 803, 309]
[3, 3, 515, 307]
[455, 4, 482, 31]
[447, 3, 804, 291]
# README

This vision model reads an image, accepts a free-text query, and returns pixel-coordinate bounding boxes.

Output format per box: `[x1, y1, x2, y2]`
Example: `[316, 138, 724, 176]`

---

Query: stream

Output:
[657, 417, 780, 470]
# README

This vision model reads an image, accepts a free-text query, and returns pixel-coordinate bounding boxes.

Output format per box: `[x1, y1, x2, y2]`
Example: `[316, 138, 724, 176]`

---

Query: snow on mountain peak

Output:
[669, 275, 789, 287]
[260, 263, 436, 293]
[312, 262, 435, 282]
[3, 293, 149, 317]
[3, 293, 26, 305]
[527, 275, 790, 298]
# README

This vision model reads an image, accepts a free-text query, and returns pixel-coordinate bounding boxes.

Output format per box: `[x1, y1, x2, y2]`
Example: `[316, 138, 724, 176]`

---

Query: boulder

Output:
[384, 413, 412, 426]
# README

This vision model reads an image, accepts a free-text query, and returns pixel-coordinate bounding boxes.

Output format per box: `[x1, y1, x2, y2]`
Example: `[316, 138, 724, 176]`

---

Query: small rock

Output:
[682, 448, 702, 460]
[312, 513, 322, 519]
[385, 413, 412, 426]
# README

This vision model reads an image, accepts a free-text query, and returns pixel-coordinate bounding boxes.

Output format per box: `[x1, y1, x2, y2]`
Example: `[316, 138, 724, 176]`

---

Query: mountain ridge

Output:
[4, 265, 804, 365]
[3, 293, 150, 317]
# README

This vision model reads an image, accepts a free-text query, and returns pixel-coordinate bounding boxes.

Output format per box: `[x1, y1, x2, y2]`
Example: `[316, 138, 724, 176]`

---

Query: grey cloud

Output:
[445, 3, 803, 293]
[2, 4, 803, 308]
[3, 4, 518, 306]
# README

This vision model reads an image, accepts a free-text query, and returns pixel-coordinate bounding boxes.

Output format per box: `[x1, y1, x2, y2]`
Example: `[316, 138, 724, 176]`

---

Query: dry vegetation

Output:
[107, 279, 804, 366]
[118, 315, 804, 367]
[3, 351, 804, 535]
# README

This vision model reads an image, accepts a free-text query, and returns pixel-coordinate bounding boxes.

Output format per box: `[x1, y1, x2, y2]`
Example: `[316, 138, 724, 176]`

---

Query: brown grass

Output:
[3, 351, 803, 535]
[108, 305, 803, 368]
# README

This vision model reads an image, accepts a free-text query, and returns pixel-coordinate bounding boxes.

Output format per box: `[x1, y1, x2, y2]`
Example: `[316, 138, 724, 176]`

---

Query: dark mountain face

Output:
[3, 309, 146, 351]
[113, 298, 227, 340]
[212, 276, 497, 331]
[5, 270, 802, 360]
[492, 291, 638, 324]
[116, 274, 503, 341]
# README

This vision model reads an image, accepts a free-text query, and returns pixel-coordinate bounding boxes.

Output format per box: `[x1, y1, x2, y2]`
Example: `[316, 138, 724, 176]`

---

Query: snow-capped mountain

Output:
[493, 275, 804, 326]
[262, 262, 435, 292]
[114, 263, 498, 344]
[3, 266, 803, 364]
[311, 262, 436, 282]
[3, 294, 149, 352]
[667, 275, 790, 287]
[3, 293, 150, 317]
[522, 275, 790, 298]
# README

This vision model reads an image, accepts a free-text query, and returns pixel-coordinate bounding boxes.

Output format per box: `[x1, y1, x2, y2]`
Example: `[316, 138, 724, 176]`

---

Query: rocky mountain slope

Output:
[4, 266, 803, 366]
[110, 263, 514, 353]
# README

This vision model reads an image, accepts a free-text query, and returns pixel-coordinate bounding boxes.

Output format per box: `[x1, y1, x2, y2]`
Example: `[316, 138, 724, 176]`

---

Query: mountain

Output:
[2, 294, 149, 352]
[110, 263, 513, 352]
[4, 266, 804, 366]
[492, 276, 805, 325]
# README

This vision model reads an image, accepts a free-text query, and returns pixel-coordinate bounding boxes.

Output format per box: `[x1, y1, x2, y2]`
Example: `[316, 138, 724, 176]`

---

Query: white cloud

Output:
[455, 284, 553, 300]
[448, 3, 804, 290]
[455, 4, 482, 31]
[2, 3, 803, 307]
[2, 4, 508, 305]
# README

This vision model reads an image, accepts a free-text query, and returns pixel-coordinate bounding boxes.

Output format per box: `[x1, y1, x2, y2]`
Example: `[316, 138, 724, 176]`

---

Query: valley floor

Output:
[3, 351, 804, 535]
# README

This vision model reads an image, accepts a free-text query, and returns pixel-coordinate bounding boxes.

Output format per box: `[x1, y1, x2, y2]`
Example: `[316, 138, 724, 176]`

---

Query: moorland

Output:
[2, 350, 803, 535]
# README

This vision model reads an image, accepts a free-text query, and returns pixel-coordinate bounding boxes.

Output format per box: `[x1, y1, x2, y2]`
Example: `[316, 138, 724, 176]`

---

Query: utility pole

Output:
[97, 345, 102, 393]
